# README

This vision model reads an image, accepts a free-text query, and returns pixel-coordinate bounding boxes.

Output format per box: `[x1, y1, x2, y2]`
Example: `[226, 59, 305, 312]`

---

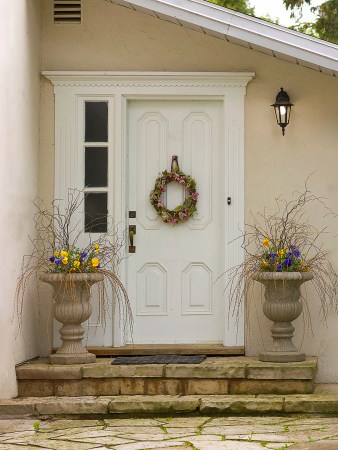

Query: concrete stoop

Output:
[16, 356, 317, 397]
[3, 356, 336, 417]
[1, 389, 338, 417]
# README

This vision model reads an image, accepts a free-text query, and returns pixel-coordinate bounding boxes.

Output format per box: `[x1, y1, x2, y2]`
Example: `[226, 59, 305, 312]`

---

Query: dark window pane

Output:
[85, 147, 108, 187]
[85, 193, 108, 233]
[85, 102, 108, 142]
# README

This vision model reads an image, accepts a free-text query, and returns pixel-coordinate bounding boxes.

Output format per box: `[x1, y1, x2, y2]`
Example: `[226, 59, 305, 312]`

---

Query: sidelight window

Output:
[84, 101, 108, 233]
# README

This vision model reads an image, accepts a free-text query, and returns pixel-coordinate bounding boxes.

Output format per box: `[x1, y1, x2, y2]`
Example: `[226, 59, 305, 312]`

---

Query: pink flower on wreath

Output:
[190, 192, 199, 201]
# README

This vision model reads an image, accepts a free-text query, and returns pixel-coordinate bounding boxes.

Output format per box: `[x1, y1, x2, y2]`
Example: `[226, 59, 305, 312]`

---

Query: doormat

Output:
[111, 355, 207, 365]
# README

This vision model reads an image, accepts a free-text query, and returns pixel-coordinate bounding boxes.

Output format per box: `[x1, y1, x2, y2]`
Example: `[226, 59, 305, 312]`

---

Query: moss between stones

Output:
[158, 424, 168, 433]
[184, 442, 198, 449]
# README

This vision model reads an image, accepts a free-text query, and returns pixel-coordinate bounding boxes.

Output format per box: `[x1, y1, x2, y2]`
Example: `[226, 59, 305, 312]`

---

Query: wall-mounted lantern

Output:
[272, 88, 293, 136]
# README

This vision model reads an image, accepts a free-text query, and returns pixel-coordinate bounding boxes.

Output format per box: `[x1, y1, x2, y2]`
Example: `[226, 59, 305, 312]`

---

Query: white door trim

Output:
[43, 71, 255, 347]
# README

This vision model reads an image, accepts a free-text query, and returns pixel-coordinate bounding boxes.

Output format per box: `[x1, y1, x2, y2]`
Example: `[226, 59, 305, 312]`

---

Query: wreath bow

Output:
[149, 156, 199, 225]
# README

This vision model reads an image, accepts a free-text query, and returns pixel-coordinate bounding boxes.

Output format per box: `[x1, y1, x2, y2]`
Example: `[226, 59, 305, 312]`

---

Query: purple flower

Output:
[276, 263, 283, 271]
[49, 256, 55, 263]
[283, 258, 292, 268]
[54, 258, 61, 266]
[80, 252, 87, 261]
[293, 249, 301, 258]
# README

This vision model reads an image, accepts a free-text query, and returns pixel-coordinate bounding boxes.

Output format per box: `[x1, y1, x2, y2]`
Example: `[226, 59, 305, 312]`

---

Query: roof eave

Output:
[107, 0, 338, 74]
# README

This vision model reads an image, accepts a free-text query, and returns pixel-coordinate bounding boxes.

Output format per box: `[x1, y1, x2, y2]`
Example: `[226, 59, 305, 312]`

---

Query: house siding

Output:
[40, 0, 338, 382]
[0, 0, 42, 398]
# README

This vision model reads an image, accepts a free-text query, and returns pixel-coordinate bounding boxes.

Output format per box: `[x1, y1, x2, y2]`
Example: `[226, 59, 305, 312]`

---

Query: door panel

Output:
[127, 100, 225, 344]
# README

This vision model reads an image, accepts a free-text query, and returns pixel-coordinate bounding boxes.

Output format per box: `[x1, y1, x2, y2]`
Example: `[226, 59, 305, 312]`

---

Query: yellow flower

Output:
[62, 257, 68, 265]
[94, 243, 100, 253]
[54, 251, 60, 257]
[278, 248, 286, 258]
[73, 260, 80, 268]
[61, 250, 68, 258]
[91, 257, 99, 268]
[262, 260, 269, 267]
[262, 238, 270, 248]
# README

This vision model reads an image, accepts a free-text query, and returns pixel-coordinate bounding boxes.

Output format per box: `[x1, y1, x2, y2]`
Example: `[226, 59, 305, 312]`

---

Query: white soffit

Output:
[106, 0, 338, 77]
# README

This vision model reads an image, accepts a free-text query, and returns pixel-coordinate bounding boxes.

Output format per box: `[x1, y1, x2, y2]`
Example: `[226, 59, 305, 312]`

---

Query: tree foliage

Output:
[284, 0, 338, 43]
[207, 0, 254, 15]
[207, 0, 338, 44]
[311, 1, 338, 43]
[283, 0, 312, 9]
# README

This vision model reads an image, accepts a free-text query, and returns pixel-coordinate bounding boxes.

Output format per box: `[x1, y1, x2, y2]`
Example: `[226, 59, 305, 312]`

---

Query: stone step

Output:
[16, 356, 317, 397]
[87, 344, 245, 356]
[1, 385, 338, 417]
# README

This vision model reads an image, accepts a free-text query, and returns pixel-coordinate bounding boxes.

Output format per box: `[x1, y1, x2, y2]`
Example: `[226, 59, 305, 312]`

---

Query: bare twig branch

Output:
[16, 189, 133, 335]
[224, 183, 338, 325]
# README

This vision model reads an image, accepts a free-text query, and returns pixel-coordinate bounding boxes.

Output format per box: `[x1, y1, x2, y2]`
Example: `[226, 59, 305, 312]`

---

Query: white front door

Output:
[127, 99, 226, 344]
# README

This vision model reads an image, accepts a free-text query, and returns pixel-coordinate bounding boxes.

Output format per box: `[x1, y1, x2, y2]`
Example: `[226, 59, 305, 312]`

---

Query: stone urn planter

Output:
[252, 271, 313, 362]
[40, 272, 104, 365]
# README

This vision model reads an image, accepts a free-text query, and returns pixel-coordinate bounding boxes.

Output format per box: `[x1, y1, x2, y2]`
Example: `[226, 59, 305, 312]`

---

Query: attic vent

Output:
[53, 0, 82, 25]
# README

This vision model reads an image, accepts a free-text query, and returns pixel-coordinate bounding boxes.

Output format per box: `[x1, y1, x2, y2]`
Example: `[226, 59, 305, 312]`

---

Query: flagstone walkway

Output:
[0, 415, 337, 449]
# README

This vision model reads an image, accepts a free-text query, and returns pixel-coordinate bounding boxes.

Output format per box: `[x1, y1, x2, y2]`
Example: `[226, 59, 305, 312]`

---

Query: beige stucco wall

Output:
[41, 0, 338, 382]
[0, 0, 41, 398]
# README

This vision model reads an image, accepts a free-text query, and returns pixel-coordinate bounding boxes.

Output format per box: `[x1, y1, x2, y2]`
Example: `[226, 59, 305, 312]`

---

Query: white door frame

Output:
[43, 71, 254, 348]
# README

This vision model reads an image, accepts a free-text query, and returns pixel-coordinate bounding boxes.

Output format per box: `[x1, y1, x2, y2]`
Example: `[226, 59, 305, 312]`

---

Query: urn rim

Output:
[252, 271, 313, 282]
[39, 272, 104, 282]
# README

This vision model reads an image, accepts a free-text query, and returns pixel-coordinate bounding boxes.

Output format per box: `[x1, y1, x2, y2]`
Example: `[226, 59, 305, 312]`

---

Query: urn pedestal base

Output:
[49, 322, 97, 365]
[259, 351, 305, 363]
[49, 352, 96, 365]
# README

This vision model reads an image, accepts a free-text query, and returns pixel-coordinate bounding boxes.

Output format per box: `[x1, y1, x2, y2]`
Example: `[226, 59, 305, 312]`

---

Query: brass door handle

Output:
[129, 225, 136, 253]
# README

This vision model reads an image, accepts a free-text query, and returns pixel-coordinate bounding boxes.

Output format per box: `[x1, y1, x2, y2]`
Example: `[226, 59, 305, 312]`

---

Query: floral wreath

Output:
[149, 156, 199, 225]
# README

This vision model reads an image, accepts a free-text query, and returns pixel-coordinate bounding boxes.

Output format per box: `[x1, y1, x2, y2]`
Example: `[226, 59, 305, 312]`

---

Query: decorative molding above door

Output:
[43, 71, 255, 88]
